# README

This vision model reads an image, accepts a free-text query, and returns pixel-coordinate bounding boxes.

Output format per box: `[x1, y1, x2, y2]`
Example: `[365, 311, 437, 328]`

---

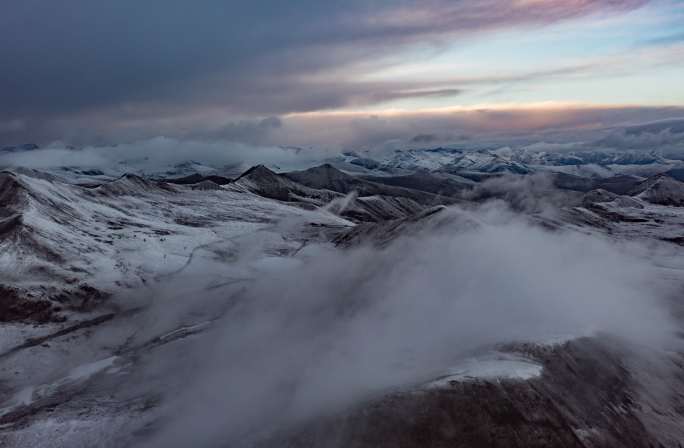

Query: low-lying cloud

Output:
[132, 203, 678, 447]
[3, 112, 684, 175]
[0, 138, 333, 174]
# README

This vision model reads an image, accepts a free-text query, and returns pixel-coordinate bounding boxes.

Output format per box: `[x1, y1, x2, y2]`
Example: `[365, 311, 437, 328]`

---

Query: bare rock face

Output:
[50, 283, 110, 313]
[0, 285, 57, 323]
[0, 283, 110, 324]
[263, 339, 683, 448]
[0, 172, 29, 222]
[0, 213, 23, 239]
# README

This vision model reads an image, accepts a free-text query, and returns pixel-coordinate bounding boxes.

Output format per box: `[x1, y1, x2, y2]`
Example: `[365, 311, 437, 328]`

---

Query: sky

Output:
[1, 0, 683, 149]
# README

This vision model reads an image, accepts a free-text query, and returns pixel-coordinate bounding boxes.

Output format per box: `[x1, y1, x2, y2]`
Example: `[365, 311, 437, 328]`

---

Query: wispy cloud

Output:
[139, 200, 677, 446]
[642, 31, 684, 45]
[3, 106, 682, 170]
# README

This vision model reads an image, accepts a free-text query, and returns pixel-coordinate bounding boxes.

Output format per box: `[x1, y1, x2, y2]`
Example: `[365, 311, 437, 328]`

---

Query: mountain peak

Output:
[237, 164, 278, 180]
[297, 163, 353, 180]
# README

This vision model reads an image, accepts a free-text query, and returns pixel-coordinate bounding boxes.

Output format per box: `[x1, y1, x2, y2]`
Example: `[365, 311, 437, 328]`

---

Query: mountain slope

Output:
[630, 175, 684, 206]
[0, 168, 354, 322]
[361, 172, 474, 197]
[283, 164, 441, 204]
[230, 165, 341, 205]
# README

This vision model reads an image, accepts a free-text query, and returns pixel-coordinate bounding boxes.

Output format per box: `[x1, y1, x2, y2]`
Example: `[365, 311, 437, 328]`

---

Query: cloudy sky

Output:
[1, 0, 683, 148]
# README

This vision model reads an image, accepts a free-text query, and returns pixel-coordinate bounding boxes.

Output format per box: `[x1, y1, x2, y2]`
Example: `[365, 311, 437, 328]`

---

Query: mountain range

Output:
[1, 145, 684, 447]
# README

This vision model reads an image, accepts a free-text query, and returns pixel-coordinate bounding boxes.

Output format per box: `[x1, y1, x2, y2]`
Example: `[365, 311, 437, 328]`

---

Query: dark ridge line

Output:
[0, 307, 144, 360]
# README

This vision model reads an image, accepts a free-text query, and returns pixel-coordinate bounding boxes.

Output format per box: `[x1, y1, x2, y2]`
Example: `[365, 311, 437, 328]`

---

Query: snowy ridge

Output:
[0, 168, 354, 322]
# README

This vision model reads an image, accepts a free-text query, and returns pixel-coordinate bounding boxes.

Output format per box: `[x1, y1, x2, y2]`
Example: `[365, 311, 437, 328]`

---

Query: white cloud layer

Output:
[129, 203, 679, 447]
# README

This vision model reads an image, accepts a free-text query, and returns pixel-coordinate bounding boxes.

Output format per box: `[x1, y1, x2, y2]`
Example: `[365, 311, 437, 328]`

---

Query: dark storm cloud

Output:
[0, 0, 650, 143]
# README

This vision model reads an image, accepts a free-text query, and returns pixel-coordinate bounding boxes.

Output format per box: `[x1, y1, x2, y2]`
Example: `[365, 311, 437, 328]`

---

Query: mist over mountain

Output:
[2, 132, 684, 446]
[3, 117, 684, 183]
[3, 0, 684, 446]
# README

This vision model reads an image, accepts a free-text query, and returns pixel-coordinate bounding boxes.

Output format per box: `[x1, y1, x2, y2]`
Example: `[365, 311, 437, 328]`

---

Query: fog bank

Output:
[138, 204, 677, 447]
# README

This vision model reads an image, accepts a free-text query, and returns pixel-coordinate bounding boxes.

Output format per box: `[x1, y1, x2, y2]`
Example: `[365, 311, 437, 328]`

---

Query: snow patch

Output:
[425, 353, 543, 388]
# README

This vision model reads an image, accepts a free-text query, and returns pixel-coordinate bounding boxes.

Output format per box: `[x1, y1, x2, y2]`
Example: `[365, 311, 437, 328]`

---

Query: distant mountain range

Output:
[2, 142, 683, 184]
[332, 147, 683, 180]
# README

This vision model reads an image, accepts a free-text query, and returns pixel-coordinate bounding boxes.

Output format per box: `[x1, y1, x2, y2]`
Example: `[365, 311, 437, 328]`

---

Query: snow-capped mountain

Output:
[334, 147, 684, 180]
[0, 167, 355, 323]
[2, 158, 684, 448]
[372, 148, 532, 175]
